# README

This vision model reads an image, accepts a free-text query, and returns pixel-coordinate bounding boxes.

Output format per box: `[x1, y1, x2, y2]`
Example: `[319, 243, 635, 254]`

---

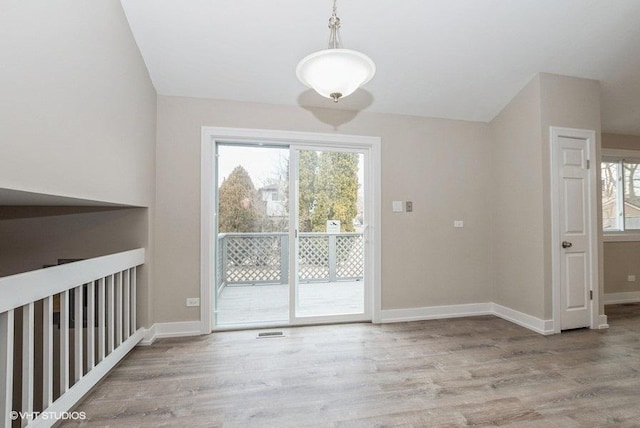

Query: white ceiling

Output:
[120, 0, 640, 135]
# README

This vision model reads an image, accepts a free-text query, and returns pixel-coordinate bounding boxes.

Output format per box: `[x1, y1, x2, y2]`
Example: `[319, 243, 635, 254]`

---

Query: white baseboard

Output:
[597, 314, 609, 329]
[491, 303, 554, 335]
[139, 302, 597, 341]
[380, 302, 553, 335]
[603, 291, 640, 305]
[139, 321, 202, 346]
[380, 302, 492, 324]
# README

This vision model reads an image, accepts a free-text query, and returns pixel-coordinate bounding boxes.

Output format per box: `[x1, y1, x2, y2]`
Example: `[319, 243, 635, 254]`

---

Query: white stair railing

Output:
[0, 248, 145, 427]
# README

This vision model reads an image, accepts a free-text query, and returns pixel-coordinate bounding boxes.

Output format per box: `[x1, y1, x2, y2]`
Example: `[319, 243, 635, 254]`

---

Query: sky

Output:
[216, 144, 365, 194]
[217, 145, 288, 188]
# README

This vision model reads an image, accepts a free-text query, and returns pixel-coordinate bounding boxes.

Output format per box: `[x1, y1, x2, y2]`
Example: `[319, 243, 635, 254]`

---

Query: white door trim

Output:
[550, 126, 599, 333]
[200, 127, 382, 333]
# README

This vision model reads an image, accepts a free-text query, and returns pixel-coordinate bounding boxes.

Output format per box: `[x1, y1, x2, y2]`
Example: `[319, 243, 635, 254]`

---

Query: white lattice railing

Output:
[0, 249, 145, 427]
[220, 233, 288, 286]
[217, 232, 363, 288]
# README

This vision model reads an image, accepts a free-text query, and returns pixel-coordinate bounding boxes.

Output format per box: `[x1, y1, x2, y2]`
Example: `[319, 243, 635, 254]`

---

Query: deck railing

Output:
[0, 248, 145, 427]
[217, 232, 363, 293]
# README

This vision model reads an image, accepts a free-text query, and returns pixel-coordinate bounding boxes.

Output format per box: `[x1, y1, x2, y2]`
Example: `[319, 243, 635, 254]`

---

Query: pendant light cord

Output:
[327, 0, 343, 49]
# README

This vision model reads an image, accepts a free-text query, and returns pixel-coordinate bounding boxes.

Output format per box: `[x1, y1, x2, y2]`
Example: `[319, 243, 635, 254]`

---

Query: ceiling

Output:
[120, 0, 640, 135]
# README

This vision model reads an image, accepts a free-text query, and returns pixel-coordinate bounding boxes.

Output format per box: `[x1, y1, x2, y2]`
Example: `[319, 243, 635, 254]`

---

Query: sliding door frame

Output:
[201, 127, 382, 333]
[289, 145, 372, 325]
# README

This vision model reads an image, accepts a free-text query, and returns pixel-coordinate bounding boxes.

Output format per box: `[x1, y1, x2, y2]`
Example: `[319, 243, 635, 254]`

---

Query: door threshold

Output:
[213, 318, 372, 333]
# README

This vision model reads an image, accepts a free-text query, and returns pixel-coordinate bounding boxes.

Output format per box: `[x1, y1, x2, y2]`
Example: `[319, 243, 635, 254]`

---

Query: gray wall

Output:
[155, 95, 494, 323]
[0, 1, 157, 327]
[490, 75, 545, 318]
[489, 73, 602, 320]
[0, 208, 147, 277]
[0, 207, 152, 326]
[154, 73, 604, 325]
[0, 0, 156, 207]
[603, 242, 640, 294]
[538, 73, 602, 318]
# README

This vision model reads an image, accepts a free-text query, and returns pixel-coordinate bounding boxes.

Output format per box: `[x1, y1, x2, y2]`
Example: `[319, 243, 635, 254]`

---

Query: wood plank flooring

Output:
[61, 304, 640, 427]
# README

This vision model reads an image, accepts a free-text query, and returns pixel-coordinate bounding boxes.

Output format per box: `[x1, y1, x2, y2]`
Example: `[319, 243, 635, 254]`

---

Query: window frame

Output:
[602, 148, 640, 242]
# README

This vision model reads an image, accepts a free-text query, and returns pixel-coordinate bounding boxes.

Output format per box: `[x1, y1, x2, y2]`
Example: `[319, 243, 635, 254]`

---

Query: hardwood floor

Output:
[62, 305, 640, 427]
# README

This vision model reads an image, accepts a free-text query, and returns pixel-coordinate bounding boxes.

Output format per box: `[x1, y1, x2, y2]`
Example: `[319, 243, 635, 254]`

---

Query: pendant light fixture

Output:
[296, 0, 376, 103]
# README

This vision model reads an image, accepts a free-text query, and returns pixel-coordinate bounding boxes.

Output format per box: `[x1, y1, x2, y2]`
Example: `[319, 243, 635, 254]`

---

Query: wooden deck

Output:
[61, 303, 640, 427]
[216, 281, 365, 325]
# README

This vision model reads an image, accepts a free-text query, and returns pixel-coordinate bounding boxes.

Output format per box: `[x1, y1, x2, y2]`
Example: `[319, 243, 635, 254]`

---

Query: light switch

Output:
[186, 297, 200, 307]
[454, 220, 464, 228]
[628, 275, 636, 282]
[406, 201, 413, 212]
[392, 201, 404, 212]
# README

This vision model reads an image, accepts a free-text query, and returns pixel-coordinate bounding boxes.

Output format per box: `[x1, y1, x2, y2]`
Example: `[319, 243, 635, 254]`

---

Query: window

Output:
[602, 154, 640, 232]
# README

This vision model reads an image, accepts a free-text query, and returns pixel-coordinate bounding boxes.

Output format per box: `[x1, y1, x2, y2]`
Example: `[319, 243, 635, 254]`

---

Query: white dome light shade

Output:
[296, 48, 376, 102]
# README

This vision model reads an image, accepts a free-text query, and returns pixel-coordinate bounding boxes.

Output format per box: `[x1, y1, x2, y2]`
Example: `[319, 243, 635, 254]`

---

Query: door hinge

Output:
[590, 290, 593, 300]
[586, 159, 590, 169]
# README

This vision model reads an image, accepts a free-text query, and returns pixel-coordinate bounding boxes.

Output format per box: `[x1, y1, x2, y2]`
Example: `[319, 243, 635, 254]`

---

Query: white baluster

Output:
[115, 272, 123, 347]
[107, 275, 114, 355]
[97, 277, 106, 362]
[43, 296, 54, 408]
[123, 269, 130, 340]
[60, 291, 69, 395]
[74, 286, 83, 382]
[0, 310, 14, 428]
[131, 266, 137, 334]
[22, 302, 34, 427]
[86, 281, 95, 371]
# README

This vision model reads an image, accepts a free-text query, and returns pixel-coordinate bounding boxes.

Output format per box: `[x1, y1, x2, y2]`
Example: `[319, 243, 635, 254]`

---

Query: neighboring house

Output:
[603, 199, 640, 230]
[628, 202, 640, 229]
[258, 182, 287, 219]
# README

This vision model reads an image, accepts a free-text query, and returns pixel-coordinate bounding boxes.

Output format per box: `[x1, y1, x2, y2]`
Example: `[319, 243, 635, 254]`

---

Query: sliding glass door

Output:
[214, 144, 290, 326]
[293, 148, 366, 320]
[214, 142, 370, 328]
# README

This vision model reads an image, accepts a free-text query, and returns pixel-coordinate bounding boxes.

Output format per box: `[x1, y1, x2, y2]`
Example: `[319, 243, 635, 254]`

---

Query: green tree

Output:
[310, 152, 359, 232]
[218, 166, 264, 232]
[298, 151, 318, 232]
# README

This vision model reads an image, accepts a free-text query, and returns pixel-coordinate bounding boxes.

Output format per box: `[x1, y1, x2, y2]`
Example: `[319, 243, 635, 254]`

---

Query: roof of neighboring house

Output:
[258, 184, 279, 192]
[602, 198, 640, 212]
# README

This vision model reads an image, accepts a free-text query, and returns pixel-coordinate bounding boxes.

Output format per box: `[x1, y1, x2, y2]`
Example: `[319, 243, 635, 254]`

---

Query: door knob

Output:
[562, 241, 572, 249]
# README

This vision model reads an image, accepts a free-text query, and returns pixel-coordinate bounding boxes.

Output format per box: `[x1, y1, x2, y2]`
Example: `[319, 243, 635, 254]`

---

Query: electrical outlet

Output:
[454, 220, 464, 228]
[628, 275, 636, 282]
[186, 297, 200, 307]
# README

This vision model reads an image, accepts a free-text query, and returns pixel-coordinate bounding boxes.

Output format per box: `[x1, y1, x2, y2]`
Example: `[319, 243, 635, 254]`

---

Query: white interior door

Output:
[552, 129, 596, 331]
